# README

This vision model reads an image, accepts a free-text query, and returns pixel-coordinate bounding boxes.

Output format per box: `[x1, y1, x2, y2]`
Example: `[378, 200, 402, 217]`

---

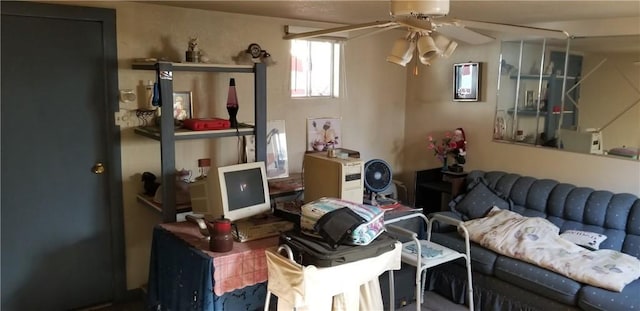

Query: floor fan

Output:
[363, 159, 397, 207]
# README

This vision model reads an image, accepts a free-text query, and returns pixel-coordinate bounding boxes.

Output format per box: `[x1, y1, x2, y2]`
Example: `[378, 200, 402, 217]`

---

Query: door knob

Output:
[92, 162, 105, 174]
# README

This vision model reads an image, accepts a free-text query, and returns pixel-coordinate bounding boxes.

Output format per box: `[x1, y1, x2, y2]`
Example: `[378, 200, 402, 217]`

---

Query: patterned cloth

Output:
[301, 197, 385, 245]
[463, 207, 640, 292]
[157, 222, 277, 295]
[147, 222, 278, 311]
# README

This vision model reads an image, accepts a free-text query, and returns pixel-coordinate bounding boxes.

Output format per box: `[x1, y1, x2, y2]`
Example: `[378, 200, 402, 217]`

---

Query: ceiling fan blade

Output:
[435, 23, 494, 45]
[348, 25, 405, 41]
[283, 21, 398, 40]
[458, 19, 570, 40]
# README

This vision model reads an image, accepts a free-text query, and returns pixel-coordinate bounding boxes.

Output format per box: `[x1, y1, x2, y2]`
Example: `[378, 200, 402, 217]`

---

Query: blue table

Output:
[147, 206, 422, 311]
[147, 224, 277, 311]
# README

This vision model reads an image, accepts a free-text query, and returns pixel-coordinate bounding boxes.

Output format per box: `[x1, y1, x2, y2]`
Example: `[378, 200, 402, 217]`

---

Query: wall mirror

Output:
[494, 35, 640, 160]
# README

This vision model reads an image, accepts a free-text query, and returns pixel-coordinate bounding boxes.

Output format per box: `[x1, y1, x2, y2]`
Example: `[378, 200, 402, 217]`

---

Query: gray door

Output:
[1, 2, 125, 310]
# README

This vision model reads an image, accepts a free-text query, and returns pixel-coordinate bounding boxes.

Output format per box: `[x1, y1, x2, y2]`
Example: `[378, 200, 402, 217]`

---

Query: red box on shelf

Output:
[183, 118, 230, 131]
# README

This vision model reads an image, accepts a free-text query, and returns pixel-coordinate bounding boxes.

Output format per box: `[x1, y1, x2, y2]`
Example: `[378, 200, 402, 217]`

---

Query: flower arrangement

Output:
[428, 128, 467, 170]
[428, 132, 456, 163]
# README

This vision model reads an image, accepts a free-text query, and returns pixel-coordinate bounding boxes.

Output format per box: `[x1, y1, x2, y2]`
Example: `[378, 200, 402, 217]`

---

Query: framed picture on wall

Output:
[307, 117, 341, 151]
[453, 62, 480, 102]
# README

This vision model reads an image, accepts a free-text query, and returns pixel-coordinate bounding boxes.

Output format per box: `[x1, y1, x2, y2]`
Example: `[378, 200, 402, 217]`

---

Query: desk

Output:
[147, 207, 422, 311]
[147, 222, 278, 311]
[268, 173, 303, 198]
[139, 173, 304, 218]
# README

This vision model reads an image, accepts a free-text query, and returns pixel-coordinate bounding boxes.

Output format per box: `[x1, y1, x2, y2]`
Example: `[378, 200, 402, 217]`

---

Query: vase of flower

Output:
[428, 128, 468, 173]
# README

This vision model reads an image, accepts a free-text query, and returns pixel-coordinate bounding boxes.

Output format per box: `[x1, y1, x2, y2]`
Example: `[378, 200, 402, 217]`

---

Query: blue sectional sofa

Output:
[426, 170, 640, 311]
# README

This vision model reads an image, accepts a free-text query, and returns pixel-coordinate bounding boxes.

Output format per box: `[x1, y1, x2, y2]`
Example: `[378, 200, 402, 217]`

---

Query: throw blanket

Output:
[462, 207, 640, 292]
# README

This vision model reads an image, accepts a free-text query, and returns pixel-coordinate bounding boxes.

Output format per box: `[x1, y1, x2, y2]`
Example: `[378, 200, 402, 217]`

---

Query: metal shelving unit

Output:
[132, 61, 267, 222]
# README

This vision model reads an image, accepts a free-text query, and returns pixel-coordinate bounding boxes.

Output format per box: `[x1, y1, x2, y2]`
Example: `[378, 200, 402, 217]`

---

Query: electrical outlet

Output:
[115, 111, 124, 126]
[115, 110, 136, 127]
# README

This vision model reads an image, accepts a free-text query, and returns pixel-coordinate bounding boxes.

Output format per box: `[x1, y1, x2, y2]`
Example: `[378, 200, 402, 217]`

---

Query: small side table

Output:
[414, 168, 468, 214]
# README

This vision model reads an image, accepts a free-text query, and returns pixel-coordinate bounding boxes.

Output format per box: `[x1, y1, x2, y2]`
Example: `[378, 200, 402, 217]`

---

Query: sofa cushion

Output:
[560, 230, 607, 250]
[579, 279, 640, 311]
[430, 232, 497, 275]
[494, 256, 580, 306]
[450, 181, 512, 220]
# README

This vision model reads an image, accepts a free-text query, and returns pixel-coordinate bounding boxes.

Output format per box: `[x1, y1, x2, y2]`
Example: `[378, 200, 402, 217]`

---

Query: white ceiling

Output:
[146, 1, 640, 26]
[144, 1, 640, 53]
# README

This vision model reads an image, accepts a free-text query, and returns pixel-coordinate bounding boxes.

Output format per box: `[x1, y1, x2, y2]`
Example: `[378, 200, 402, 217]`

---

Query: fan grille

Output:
[364, 159, 392, 193]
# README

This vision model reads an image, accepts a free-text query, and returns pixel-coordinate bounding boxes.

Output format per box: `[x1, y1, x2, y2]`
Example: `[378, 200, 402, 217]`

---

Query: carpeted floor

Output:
[90, 290, 466, 311]
[398, 291, 468, 311]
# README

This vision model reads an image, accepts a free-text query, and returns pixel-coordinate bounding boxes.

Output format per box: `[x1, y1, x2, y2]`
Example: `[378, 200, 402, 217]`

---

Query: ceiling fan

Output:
[283, 0, 570, 67]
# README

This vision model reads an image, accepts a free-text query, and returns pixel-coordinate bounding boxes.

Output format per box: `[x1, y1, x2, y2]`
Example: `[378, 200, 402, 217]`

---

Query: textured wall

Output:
[56, 1, 407, 289]
[402, 40, 640, 202]
[44, 1, 640, 291]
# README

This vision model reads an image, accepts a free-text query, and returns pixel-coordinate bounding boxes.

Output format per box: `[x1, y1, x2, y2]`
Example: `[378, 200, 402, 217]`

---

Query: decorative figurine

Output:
[449, 128, 467, 172]
[186, 37, 199, 63]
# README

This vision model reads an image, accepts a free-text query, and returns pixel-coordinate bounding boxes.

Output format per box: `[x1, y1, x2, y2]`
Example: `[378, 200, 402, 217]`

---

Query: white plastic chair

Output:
[264, 245, 294, 311]
[385, 213, 474, 311]
[264, 242, 402, 311]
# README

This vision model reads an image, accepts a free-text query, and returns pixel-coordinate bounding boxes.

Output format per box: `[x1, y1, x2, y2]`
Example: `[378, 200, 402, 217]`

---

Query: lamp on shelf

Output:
[233, 43, 276, 66]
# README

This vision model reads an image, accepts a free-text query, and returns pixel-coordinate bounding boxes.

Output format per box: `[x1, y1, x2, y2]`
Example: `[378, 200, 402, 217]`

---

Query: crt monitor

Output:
[189, 161, 271, 222]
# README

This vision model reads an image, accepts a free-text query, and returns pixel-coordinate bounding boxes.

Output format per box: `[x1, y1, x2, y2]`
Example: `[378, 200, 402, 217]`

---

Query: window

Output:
[290, 39, 340, 98]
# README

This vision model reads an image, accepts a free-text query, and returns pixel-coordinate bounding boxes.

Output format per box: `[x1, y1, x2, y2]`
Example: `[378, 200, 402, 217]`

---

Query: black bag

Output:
[279, 229, 397, 267]
[314, 207, 366, 248]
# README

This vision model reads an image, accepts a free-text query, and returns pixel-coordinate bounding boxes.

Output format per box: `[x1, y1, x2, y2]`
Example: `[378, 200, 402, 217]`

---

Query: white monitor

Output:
[189, 161, 271, 222]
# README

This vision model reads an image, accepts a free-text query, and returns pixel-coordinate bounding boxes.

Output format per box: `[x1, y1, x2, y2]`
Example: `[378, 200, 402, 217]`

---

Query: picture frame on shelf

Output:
[453, 62, 480, 102]
[172, 91, 193, 120]
[306, 117, 341, 152]
[525, 90, 535, 109]
[244, 120, 289, 179]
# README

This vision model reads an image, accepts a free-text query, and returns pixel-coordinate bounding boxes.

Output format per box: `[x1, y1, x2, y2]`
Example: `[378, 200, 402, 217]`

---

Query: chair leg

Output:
[415, 270, 421, 311]
[264, 291, 271, 311]
[466, 258, 474, 311]
[389, 270, 395, 311]
[420, 269, 427, 303]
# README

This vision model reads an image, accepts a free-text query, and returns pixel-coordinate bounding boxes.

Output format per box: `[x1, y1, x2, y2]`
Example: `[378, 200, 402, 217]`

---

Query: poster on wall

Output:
[306, 117, 341, 151]
[453, 62, 480, 102]
[244, 120, 289, 179]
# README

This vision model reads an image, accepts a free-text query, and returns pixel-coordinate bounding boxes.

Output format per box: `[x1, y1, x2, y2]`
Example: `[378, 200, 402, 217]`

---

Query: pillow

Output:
[449, 181, 513, 220]
[560, 230, 607, 250]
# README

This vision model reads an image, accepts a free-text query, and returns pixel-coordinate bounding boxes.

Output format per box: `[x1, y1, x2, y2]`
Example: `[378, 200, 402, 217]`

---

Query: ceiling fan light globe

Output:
[441, 41, 458, 58]
[419, 54, 435, 65]
[431, 33, 457, 58]
[386, 55, 408, 67]
[417, 35, 438, 59]
[388, 38, 415, 66]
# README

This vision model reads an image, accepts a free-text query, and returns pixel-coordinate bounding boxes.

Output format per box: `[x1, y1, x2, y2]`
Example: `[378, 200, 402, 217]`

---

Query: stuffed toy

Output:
[451, 128, 467, 168]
